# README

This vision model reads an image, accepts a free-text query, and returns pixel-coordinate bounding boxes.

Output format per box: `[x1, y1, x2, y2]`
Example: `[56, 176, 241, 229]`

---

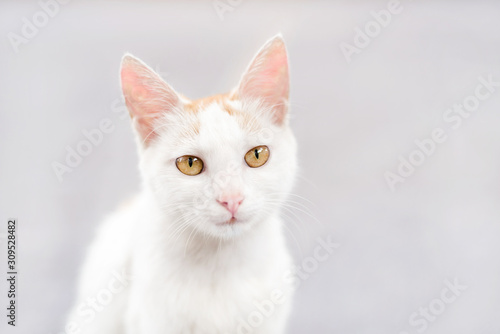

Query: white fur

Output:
[67, 36, 297, 334]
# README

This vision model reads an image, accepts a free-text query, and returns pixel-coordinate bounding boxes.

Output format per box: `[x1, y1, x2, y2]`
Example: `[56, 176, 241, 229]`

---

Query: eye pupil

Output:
[188, 157, 193, 167]
[254, 149, 259, 159]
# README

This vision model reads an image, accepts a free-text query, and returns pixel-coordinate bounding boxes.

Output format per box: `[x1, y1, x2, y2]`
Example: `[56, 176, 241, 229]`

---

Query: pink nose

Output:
[217, 194, 244, 216]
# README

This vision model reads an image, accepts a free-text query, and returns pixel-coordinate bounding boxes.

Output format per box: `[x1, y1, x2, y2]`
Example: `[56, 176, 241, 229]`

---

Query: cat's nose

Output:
[217, 194, 244, 217]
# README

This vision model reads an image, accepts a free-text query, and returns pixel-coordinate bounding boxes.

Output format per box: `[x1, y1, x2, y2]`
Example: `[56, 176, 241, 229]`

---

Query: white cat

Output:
[66, 35, 298, 334]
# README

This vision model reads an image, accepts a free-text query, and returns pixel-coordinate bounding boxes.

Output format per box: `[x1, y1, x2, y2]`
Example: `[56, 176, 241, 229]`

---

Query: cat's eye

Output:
[245, 145, 270, 168]
[176, 156, 204, 175]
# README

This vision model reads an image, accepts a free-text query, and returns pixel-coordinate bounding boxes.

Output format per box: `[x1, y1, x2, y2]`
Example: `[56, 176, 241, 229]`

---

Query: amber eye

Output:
[176, 156, 204, 175]
[245, 145, 270, 168]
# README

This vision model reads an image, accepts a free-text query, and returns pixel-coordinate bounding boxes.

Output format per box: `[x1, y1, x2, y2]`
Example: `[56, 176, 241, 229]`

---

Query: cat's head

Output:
[120, 35, 297, 239]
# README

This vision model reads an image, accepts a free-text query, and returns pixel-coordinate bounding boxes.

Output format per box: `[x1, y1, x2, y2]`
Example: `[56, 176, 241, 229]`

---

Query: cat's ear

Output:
[120, 54, 182, 144]
[236, 35, 290, 125]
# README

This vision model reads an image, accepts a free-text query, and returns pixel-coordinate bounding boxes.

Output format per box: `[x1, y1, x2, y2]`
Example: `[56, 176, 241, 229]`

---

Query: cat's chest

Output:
[127, 229, 291, 332]
[154, 257, 273, 299]
[132, 259, 280, 332]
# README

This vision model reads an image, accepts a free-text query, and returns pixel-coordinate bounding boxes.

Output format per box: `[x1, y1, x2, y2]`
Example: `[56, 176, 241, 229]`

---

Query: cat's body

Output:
[67, 35, 297, 334]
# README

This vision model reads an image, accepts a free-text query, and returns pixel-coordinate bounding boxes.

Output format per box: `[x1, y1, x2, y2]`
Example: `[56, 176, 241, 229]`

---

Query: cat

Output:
[66, 34, 298, 334]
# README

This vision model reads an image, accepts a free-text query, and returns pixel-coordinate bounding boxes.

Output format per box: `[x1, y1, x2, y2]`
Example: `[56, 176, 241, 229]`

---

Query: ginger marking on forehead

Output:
[184, 93, 236, 114]
[182, 92, 263, 133]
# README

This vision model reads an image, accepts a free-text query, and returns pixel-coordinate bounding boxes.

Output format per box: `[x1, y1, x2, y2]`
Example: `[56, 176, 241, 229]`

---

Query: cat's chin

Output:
[204, 216, 256, 239]
[216, 217, 238, 226]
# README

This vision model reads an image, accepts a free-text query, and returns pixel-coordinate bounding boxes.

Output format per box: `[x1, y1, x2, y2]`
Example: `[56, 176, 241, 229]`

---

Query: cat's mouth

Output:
[216, 217, 237, 226]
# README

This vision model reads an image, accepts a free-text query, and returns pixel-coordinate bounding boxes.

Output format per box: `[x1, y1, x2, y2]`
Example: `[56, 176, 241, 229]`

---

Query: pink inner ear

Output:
[121, 56, 181, 143]
[121, 68, 152, 117]
[238, 37, 290, 125]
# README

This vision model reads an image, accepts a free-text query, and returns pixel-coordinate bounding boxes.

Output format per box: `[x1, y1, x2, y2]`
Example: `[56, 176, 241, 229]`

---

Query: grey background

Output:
[1, 1, 500, 333]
